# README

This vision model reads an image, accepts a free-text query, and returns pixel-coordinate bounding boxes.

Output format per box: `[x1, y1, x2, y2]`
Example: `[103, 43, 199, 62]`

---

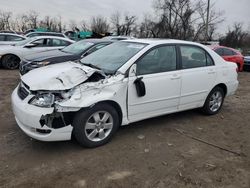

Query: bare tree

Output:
[27, 10, 39, 29]
[192, 0, 224, 41]
[220, 23, 248, 48]
[68, 19, 78, 31]
[90, 16, 109, 34]
[0, 11, 13, 31]
[120, 13, 137, 36]
[110, 11, 122, 35]
[152, 0, 194, 39]
[79, 19, 89, 31]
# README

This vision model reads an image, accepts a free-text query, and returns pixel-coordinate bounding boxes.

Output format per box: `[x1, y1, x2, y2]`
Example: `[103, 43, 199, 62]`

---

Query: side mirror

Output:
[129, 64, 137, 77]
[24, 43, 37, 48]
[134, 77, 146, 97]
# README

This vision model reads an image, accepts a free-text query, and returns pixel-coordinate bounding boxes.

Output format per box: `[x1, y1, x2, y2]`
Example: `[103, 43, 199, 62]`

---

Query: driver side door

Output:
[127, 45, 181, 122]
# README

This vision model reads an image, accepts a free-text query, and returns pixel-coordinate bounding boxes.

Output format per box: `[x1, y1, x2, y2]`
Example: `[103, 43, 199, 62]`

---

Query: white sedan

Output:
[11, 39, 238, 147]
[0, 36, 74, 69]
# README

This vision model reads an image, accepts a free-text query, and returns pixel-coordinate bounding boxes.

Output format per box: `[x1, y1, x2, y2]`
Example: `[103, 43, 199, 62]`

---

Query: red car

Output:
[210, 46, 244, 72]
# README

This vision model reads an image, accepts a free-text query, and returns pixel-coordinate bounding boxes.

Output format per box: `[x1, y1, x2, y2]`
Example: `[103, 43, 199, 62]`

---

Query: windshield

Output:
[80, 42, 147, 74]
[14, 38, 33, 46]
[62, 41, 94, 54]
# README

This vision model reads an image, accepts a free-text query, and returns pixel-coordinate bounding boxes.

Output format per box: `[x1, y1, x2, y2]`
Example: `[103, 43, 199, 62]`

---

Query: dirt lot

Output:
[0, 69, 250, 188]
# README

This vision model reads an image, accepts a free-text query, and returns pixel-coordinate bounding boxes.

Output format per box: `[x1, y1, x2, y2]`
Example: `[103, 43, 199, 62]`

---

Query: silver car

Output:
[0, 36, 74, 69]
[0, 33, 26, 46]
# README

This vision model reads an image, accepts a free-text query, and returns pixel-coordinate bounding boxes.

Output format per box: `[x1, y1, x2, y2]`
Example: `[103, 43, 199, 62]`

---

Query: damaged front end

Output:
[13, 61, 126, 141]
[21, 63, 109, 131]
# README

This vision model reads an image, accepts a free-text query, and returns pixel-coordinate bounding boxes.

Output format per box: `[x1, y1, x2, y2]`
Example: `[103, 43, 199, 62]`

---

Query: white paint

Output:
[12, 39, 239, 142]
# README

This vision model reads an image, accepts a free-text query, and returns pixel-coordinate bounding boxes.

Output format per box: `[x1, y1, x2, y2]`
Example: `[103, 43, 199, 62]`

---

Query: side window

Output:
[215, 48, 224, 56]
[223, 48, 234, 56]
[51, 39, 70, 46]
[180, 46, 211, 69]
[0, 35, 5, 41]
[206, 54, 214, 66]
[231, 50, 237, 55]
[137, 45, 177, 75]
[31, 39, 47, 47]
[6, 35, 24, 41]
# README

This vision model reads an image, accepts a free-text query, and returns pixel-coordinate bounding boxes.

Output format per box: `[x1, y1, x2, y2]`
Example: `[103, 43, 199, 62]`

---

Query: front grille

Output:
[17, 85, 29, 100]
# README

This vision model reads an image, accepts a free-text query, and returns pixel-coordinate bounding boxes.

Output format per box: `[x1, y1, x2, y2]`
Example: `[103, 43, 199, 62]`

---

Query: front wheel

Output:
[73, 103, 120, 148]
[1, 55, 20, 69]
[202, 87, 225, 115]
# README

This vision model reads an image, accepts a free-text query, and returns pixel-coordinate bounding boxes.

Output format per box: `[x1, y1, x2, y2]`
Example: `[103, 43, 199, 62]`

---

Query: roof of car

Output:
[79, 38, 114, 44]
[208, 45, 241, 53]
[0, 33, 26, 38]
[26, 31, 65, 35]
[30, 36, 74, 42]
[124, 38, 204, 46]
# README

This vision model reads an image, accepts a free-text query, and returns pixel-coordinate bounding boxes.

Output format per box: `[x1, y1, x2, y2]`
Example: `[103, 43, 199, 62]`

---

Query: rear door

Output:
[179, 45, 216, 110]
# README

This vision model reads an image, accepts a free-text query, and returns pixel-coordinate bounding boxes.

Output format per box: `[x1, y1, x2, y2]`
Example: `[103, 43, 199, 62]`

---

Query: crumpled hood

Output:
[21, 61, 104, 91]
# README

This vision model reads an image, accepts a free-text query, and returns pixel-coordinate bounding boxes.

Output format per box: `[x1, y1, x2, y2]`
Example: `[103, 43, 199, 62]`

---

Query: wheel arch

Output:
[94, 100, 123, 126]
[0, 53, 21, 63]
[213, 83, 227, 96]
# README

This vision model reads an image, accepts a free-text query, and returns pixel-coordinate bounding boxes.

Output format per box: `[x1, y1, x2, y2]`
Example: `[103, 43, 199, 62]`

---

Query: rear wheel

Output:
[202, 87, 225, 115]
[73, 103, 120, 148]
[2, 55, 20, 69]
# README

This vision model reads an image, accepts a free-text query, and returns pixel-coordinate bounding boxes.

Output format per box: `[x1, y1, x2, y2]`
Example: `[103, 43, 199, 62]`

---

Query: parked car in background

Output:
[0, 33, 26, 46]
[210, 46, 244, 72]
[12, 39, 238, 147]
[244, 56, 250, 71]
[20, 39, 114, 75]
[0, 30, 17, 34]
[25, 32, 67, 38]
[0, 36, 74, 69]
[102, 36, 135, 41]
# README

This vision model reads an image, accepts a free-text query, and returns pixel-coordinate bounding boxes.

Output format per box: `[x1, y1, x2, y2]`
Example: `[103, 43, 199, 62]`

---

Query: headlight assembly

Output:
[29, 88, 75, 108]
[29, 93, 55, 108]
[30, 61, 50, 68]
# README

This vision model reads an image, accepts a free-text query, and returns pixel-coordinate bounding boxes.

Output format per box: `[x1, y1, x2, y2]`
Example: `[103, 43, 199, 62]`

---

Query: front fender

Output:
[55, 77, 129, 125]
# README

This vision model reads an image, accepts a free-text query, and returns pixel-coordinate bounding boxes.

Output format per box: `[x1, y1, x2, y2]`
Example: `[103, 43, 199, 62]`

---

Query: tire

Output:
[72, 103, 120, 148]
[202, 87, 225, 115]
[1, 55, 20, 70]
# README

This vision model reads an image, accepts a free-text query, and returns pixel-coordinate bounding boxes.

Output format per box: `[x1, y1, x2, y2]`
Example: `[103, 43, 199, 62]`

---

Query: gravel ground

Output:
[0, 69, 250, 188]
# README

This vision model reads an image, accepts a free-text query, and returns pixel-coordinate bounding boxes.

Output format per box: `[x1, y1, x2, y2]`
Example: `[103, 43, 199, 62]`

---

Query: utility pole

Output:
[205, 0, 211, 43]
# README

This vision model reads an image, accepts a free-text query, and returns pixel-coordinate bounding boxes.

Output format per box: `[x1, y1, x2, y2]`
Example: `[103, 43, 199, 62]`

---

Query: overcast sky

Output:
[0, 0, 249, 34]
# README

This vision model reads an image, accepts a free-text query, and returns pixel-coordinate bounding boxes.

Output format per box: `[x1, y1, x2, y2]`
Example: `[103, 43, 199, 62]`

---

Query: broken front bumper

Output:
[11, 87, 73, 141]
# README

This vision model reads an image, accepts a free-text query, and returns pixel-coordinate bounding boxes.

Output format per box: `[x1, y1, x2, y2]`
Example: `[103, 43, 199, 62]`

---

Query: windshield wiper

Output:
[82, 63, 102, 71]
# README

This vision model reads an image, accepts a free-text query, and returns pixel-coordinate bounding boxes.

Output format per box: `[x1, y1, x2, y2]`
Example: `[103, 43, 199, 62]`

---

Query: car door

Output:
[179, 45, 216, 110]
[25, 38, 51, 53]
[127, 45, 181, 122]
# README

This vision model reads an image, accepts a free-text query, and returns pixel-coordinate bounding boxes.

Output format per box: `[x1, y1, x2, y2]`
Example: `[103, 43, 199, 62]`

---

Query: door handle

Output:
[171, 74, 181, 80]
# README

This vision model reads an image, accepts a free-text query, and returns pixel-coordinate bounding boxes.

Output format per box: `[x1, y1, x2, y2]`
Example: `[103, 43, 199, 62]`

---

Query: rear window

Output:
[180, 45, 214, 69]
